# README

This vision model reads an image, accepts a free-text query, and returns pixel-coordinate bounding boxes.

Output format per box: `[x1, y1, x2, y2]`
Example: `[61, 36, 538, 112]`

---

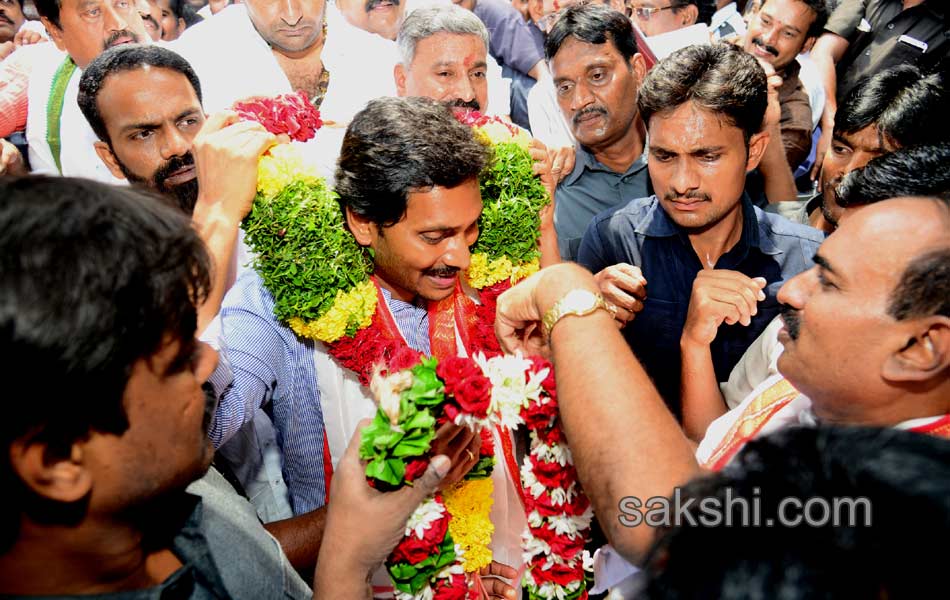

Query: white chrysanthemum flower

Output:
[549, 514, 581, 537]
[474, 351, 544, 428]
[530, 432, 573, 466]
[404, 496, 446, 539]
[582, 550, 595, 573]
[527, 509, 544, 528]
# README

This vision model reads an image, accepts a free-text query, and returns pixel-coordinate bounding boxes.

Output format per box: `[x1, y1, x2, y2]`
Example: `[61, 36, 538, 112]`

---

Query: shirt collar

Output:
[379, 285, 427, 315]
[563, 141, 648, 186]
[637, 194, 783, 256]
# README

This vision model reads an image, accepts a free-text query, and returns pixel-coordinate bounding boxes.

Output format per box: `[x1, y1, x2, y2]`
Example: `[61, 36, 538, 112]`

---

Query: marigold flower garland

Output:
[236, 96, 589, 598]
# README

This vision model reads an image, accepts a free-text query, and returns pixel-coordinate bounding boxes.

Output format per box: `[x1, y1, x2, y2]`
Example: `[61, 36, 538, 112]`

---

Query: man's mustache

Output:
[572, 105, 607, 126]
[662, 190, 712, 203]
[365, 0, 399, 11]
[155, 152, 196, 188]
[424, 266, 460, 279]
[752, 37, 779, 57]
[780, 303, 801, 340]
[0, 12, 13, 26]
[447, 98, 480, 111]
[103, 29, 139, 49]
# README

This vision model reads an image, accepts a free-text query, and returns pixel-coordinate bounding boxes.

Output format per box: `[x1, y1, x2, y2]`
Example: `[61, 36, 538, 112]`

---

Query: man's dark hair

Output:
[78, 44, 203, 145]
[643, 426, 950, 598]
[638, 43, 767, 143]
[544, 3, 638, 63]
[887, 197, 950, 322]
[170, 0, 202, 27]
[335, 96, 489, 228]
[838, 143, 950, 209]
[669, 0, 716, 26]
[0, 176, 211, 550]
[798, 0, 829, 38]
[32, 0, 61, 28]
[835, 64, 948, 149]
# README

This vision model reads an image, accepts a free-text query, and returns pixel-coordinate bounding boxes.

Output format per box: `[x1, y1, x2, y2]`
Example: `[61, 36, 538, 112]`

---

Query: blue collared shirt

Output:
[554, 143, 650, 261]
[578, 195, 823, 418]
[209, 269, 430, 515]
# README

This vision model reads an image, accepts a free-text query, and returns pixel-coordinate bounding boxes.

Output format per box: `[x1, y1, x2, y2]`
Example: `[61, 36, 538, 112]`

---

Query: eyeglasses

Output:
[625, 4, 677, 21]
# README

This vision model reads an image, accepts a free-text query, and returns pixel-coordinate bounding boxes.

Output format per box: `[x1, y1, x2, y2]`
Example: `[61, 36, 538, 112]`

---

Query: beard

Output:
[118, 152, 200, 215]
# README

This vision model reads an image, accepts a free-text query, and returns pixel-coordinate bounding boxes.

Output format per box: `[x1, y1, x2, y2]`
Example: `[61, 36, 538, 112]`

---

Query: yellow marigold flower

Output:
[288, 279, 376, 343]
[444, 478, 494, 572]
[467, 254, 541, 289]
[476, 121, 531, 149]
[510, 257, 540, 284]
[257, 144, 321, 199]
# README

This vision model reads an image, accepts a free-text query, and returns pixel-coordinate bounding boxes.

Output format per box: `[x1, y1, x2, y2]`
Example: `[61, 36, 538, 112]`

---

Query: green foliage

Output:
[390, 537, 458, 594]
[242, 178, 372, 325]
[474, 141, 550, 263]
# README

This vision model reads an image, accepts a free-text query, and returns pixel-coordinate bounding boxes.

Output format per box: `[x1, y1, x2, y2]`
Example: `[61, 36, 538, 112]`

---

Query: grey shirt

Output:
[554, 143, 650, 261]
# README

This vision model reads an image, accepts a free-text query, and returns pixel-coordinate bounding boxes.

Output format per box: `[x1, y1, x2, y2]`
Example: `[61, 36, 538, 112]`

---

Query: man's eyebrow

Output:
[690, 146, 725, 155]
[813, 253, 837, 276]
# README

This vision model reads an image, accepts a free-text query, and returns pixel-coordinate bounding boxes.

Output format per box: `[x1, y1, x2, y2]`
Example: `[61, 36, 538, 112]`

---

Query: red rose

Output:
[478, 427, 494, 457]
[531, 455, 575, 490]
[522, 397, 558, 431]
[437, 357, 492, 418]
[432, 573, 469, 600]
[232, 91, 323, 142]
[404, 457, 430, 483]
[454, 374, 492, 417]
[535, 425, 565, 446]
[529, 556, 584, 587]
[547, 533, 586, 561]
[389, 347, 424, 373]
[390, 512, 450, 565]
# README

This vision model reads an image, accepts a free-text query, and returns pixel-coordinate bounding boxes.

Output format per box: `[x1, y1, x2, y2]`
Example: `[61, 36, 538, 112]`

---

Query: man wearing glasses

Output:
[625, 0, 706, 37]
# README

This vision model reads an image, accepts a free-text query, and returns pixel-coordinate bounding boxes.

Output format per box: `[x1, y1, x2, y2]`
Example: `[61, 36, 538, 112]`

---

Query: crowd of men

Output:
[1, 0, 948, 597]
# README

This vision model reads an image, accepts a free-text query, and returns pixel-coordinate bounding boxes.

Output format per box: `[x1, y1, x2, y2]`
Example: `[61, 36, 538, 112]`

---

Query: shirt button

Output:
[866, 50, 871, 55]
[887, 23, 894, 30]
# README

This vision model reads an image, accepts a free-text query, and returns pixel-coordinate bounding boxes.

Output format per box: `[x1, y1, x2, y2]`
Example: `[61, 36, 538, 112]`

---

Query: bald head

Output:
[777, 197, 950, 426]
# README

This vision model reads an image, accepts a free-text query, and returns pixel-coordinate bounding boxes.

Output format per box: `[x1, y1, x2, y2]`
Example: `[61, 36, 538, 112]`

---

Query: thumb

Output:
[393, 455, 450, 510]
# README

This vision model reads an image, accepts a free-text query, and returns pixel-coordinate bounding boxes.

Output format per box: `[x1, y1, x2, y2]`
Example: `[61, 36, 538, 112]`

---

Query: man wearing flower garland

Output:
[577, 43, 823, 420]
[213, 96, 522, 598]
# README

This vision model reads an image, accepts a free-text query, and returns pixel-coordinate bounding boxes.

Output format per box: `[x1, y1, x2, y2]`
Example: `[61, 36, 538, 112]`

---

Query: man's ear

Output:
[745, 130, 770, 172]
[345, 206, 377, 247]
[40, 17, 65, 50]
[679, 4, 699, 26]
[630, 52, 647, 83]
[394, 63, 407, 97]
[801, 35, 817, 55]
[883, 317, 950, 383]
[9, 438, 93, 504]
[94, 141, 127, 180]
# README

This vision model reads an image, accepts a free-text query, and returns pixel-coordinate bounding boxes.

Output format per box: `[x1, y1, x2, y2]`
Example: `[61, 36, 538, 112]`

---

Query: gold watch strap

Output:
[542, 290, 608, 338]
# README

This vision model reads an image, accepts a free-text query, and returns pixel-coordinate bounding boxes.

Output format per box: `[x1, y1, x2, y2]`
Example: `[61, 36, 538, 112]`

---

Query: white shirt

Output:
[527, 72, 574, 150]
[25, 41, 124, 183]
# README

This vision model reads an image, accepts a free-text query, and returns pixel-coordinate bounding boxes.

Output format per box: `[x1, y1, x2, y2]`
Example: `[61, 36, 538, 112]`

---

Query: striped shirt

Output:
[208, 268, 430, 514]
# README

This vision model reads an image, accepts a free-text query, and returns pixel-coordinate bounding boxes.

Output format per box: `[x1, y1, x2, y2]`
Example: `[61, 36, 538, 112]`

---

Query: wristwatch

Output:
[542, 289, 608, 338]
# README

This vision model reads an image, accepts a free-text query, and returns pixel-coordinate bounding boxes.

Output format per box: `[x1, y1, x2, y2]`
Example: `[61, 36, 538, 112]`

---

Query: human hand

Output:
[755, 59, 782, 133]
[192, 111, 287, 222]
[593, 263, 647, 327]
[429, 421, 482, 489]
[0, 138, 26, 176]
[13, 27, 47, 47]
[495, 263, 601, 356]
[317, 420, 451, 580]
[682, 270, 767, 347]
[478, 560, 518, 599]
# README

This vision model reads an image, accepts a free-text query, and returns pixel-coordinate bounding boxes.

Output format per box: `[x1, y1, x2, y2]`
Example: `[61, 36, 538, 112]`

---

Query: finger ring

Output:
[606, 302, 619, 318]
[465, 449, 476, 462]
